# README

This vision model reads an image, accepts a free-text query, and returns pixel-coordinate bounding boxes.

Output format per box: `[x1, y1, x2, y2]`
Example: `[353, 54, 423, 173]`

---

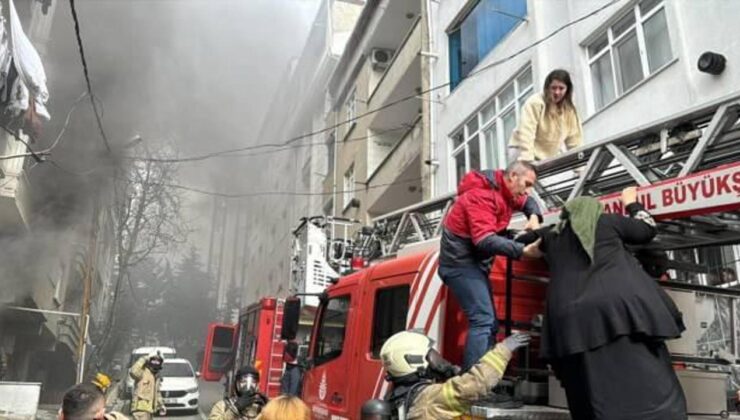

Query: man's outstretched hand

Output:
[522, 239, 543, 259]
[503, 332, 531, 352]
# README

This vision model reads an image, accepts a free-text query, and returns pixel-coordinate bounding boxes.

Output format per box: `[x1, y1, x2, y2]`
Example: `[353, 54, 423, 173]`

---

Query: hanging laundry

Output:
[0, 0, 50, 121]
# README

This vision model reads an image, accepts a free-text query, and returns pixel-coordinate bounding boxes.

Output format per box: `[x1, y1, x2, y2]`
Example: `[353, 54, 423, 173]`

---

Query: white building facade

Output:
[430, 0, 740, 194]
[243, 0, 363, 304]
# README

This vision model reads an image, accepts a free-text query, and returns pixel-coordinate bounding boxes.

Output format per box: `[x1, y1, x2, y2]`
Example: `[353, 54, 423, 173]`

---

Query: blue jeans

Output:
[439, 264, 498, 371]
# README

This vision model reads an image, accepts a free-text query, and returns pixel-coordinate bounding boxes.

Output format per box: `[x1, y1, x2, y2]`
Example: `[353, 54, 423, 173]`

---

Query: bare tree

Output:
[91, 143, 189, 366]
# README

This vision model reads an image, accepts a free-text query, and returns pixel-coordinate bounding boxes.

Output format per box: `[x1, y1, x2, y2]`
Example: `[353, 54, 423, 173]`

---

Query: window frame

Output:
[346, 88, 357, 135]
[326, 130, 336, 177]
[447, 0, 528, 90]
[370, 285, 410, 358]
[343, 163, 355, 211]
[449, 65, 534, 186]
[586, 0, 672, 111]
[312, 294, 351, 366]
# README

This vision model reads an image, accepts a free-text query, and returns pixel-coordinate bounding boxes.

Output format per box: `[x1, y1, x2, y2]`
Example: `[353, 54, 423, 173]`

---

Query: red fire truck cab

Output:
[277, 242, 550, 420]
[201, 297, 286, 398]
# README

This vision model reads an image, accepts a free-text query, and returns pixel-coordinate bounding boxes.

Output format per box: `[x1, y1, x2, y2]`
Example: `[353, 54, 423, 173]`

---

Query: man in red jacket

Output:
[440, 161, 543, 370]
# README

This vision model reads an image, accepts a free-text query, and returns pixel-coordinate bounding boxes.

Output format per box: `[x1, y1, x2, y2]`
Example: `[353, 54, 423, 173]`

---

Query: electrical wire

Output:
[126, 124, 415, 163]
[69, 0, 112, 153]
[156, 176, 424, 198]
[121, 0, 620, 165]
[0, 92, 91, 163]
[48, 157, 424, 198]
[47, 92, 89, 152]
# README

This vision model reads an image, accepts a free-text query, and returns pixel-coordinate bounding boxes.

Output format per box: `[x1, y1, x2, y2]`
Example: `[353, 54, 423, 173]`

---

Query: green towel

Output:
[553, 196, 603, 263]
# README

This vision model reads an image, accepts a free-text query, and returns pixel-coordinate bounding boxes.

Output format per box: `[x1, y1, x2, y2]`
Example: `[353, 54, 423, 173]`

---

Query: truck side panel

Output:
[303, 276, 360, 420]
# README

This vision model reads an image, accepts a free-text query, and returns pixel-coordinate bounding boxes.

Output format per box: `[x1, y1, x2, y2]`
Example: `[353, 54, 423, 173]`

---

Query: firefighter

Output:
[379, 330, 530, 419]
[129, 353, 165, 420]
[208, 365, 268, 419]
[439, 161, 542, 370]
[59, 382, 129, 420]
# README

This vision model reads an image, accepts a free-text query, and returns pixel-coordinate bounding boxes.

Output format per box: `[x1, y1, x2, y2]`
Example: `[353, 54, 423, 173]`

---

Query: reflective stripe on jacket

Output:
[406, 343, 512, 419]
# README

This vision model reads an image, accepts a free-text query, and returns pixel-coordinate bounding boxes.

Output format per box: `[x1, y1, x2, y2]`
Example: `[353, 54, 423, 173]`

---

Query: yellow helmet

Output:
[379, 330, 433, 378]
[92, 372, 112, 393]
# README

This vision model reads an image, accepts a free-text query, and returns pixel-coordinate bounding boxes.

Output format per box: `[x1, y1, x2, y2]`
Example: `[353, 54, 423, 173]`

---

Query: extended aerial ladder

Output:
[360, 93, 740, 418]
[371, 92, 740, 257]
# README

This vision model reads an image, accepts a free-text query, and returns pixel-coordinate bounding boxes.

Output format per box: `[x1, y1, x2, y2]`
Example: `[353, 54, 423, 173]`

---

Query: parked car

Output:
[159, 358, 200, 414]
[124, 346, 176, 399]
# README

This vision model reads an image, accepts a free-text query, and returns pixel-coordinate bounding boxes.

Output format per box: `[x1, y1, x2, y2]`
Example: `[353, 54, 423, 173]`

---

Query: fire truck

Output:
[204, 96, 740, 418]
[201, 298, 287, 398]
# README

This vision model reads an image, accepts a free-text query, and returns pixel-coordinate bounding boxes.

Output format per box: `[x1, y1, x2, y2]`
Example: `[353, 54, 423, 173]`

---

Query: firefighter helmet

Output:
[91, 372, 112, 393]
[379, 330, 433, 378]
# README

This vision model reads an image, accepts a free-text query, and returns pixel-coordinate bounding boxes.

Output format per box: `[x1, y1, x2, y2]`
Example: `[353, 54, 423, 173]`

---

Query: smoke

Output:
[1, 0, 320, 301]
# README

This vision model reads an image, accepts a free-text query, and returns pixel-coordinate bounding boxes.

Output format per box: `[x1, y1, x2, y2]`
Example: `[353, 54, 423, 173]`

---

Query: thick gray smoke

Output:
[0, 0, 319, 295]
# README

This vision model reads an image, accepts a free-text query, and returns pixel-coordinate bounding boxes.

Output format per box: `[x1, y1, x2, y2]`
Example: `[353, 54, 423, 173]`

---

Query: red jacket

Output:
[440, 170, 541, 267]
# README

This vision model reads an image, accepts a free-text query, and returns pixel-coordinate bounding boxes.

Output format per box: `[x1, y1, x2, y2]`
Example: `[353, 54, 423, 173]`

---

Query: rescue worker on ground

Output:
[129, 352, 165, 420]
[439, 160, 542, 371]
[379, 329, 531, 419]
[209, 365, 268, 419]
[58, 382, 129, 420]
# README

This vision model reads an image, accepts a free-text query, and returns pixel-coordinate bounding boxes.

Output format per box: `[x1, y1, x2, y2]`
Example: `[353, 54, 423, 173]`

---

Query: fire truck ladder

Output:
[265, 299, 285, 396]
[372, 93, 740, 254]
[367, 95, 740, 419]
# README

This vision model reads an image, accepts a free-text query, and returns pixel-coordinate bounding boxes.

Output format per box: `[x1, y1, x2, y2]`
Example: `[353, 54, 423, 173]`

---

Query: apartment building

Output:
[243, 0, 363, 304]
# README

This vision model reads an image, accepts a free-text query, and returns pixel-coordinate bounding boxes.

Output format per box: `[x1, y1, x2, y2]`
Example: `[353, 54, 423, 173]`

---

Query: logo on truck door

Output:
[319, 371, 327, 401]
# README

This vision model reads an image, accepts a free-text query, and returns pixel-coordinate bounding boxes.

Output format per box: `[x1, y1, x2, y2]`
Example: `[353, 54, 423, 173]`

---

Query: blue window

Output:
[449, 0, 527, 90]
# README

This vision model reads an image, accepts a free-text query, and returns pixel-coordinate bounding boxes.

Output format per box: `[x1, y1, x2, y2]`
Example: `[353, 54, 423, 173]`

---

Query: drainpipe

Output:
[423, 0, 439, 198]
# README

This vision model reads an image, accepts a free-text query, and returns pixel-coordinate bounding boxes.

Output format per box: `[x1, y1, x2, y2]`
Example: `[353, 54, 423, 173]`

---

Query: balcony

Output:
[366, 120, 422, 216]
[367, 17, 422, 113]
[0, 130, 31, 231]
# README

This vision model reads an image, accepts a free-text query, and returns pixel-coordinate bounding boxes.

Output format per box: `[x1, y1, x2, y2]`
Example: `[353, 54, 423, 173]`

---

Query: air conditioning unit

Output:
[370, 48, 394, 71]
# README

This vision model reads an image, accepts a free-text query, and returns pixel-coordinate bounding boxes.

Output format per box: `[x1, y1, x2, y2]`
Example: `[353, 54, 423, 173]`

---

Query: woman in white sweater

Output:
[508, 69, 583, 163]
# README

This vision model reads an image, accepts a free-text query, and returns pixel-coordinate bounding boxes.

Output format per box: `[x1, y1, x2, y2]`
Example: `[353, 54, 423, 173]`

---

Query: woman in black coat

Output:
[535, 187, 687, 420]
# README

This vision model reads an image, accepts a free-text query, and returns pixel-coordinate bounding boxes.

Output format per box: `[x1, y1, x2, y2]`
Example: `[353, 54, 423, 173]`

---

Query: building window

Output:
[588, 0, 673, 110]
[346, 88, 357, 133]
[323, 198, 334, 216]
[313, 295, 350, 366]
[371, 285, 409, 358]
[343, 164, 355, 210]
[449, 66, 533, 185]
[448, 0, 527, 90]
[326, 130, 336, 176]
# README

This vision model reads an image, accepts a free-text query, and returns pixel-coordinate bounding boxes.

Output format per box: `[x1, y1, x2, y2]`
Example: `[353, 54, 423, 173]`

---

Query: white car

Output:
[124, 346, 176, 399]
[158, 358, 200, 414]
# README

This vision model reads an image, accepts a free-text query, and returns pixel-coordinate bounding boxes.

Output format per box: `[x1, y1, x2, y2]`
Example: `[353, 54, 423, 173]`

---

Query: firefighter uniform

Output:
[129, 355, 164, 420]
[104, 412, 131, 420]
[208, 397, 262, 420]
[406, 344, 512, 420]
